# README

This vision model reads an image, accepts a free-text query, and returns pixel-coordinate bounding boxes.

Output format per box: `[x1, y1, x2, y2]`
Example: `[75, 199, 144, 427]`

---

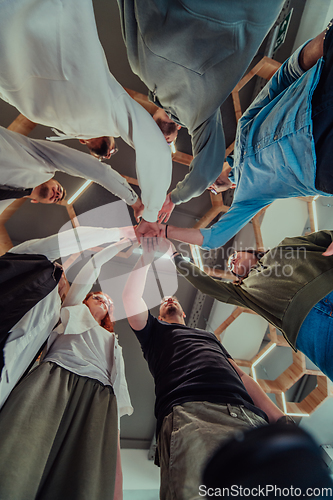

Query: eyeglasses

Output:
[91, 294, 113, 307]
[227, 251, 238, 274]
[160, 297, 179, 306]
[53, 184, 64, 203]
[95, 141, 119, 161]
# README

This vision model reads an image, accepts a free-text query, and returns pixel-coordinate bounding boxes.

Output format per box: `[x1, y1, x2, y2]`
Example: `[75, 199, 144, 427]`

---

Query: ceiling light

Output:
[191, 245, 204, 271]
[67, 180, 92, 205]
[311, 198, 319, 232]
[281, 392, 309, 417]
[251, 342, 277, 382]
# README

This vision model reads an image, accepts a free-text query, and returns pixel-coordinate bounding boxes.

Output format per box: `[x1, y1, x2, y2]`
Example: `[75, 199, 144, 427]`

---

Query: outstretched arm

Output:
[8, 226, 135, 261]
[161, 200, 267, 250]
[241, 32, 325, 125]
[63, 238, 133, 307]
[115, 93, 173, 223]
[229, 360, 284, 423]
[169, 112, 225, 206]
[34, 138, 139, 207]
[122, 240, 156, 331]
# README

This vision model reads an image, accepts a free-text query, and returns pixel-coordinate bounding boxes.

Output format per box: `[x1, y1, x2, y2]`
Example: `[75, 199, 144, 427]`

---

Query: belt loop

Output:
[227, 404, 238, 418]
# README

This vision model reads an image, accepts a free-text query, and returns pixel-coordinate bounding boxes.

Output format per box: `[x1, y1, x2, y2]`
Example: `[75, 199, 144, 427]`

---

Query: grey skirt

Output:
[0, 362, 118, 500]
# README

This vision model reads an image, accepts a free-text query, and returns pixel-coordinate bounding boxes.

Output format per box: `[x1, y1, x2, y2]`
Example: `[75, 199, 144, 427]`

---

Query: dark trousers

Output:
[313, 22, 333, 193]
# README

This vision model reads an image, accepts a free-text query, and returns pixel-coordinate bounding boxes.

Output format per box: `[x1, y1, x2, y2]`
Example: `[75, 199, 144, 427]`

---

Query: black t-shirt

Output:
[132, 312, 268, 436]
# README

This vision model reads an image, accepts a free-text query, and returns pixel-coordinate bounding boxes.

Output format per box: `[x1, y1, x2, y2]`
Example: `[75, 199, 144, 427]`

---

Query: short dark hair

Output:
[90, 137, 111, 158]
[155, 118, 178, 138]
[230, 249, 266, 279]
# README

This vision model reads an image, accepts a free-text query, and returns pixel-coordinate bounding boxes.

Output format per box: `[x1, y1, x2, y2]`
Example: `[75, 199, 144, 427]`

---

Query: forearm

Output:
[123, 255, 152, 303]
[167, 226, 204, 246]
[170, 113, 225, 205]
[38, 139, 139, 205]
[174, 254, 240, 305]
[240, 372, 284, 423]
[116, 94, 172, 222]
[63, 239, 132, 306]
[9, 226, 125, 261]
[299, 29, 325, 71]
[122, 255, 153, 323]
[241, 43, 308, 123]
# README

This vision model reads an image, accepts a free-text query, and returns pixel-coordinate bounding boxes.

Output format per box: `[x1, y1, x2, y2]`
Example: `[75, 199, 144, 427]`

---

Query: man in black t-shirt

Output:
[123, 239, 286, 500]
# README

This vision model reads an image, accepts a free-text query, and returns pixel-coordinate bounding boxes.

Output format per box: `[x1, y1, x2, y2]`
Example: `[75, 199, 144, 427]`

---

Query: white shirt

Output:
[0, 227, 133, 421]
[0, 126, 138, 215]
[0, 0, 172, 222]
[44, 237, 134, 422]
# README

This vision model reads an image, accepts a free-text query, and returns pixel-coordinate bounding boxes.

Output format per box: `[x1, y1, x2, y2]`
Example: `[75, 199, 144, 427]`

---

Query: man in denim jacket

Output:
[161, 24, 333, 250]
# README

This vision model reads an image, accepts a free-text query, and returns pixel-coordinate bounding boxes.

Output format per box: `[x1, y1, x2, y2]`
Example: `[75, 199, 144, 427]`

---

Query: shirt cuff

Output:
[199, 228, 213, 250]
[170, 189, 181, 205]
[128, 192, 138, 205]
[141, 207, 158, 223]
[287, 40, 310, 79]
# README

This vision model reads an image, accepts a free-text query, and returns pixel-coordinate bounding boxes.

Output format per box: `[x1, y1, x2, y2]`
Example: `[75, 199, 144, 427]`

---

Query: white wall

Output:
[292, 0, 333, 52]
[121, 449, 160, 491]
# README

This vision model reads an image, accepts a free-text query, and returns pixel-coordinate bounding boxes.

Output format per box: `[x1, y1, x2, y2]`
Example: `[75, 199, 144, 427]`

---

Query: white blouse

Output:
[43, 237, 134, 423]
[1, 227, 133, 423]
[45, 304, 133, 421]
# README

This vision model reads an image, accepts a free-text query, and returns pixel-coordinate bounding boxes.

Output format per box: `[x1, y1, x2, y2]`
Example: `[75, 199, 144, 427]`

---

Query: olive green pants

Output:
[157, 401, 267, 500]
[0, 362, 118, 500]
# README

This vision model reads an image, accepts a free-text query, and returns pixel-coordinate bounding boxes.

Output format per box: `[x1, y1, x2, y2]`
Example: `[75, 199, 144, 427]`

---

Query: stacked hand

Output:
[158, 194, 175, 223]
[136, 219, 160, 239]
[131, 198, 144, 222]
[140, 237, 174, 265]
[323, 242, 333, 256]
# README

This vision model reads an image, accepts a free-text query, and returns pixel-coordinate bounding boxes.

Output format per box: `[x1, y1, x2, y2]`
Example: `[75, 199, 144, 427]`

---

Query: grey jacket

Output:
[117, 0, 284, 204]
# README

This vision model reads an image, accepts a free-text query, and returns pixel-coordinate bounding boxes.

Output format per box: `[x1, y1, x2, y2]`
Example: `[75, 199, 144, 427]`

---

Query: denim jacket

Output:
[201, 43, 329, 250]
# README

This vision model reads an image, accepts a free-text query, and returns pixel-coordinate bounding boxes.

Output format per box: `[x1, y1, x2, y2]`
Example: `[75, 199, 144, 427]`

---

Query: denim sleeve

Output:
[240, 41, 309, 124]
[200, 200, 269, 250]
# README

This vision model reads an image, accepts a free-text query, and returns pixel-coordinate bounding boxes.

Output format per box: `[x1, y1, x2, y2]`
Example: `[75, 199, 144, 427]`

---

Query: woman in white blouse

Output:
[0, 237, 134, 500]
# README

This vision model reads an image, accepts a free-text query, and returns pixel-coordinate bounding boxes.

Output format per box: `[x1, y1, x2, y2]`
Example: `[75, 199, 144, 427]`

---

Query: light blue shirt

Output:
[201, 43, 329, 250]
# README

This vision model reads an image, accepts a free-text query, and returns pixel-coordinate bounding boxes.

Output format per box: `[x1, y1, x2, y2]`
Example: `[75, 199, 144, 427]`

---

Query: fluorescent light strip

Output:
[67, 180, 92, 205]
[192, 245, 204, 271]
[281, 392, 309, 418]
[251, 343, 276, 382]
[281, 391, 288, 413]
[287, 412, 310, 417]
[312, 198, 319, 232]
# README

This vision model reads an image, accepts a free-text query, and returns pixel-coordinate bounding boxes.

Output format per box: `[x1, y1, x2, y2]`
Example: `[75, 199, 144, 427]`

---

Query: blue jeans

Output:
[296, 291, 333, 381]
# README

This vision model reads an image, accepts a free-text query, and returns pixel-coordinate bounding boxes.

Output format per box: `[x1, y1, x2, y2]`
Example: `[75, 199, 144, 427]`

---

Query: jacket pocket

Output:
[0, 0, 67, 91]
[140, 5, 237, 76]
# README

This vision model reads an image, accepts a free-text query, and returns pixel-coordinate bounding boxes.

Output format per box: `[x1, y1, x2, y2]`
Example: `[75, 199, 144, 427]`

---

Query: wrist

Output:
[131, 197, 141, 208]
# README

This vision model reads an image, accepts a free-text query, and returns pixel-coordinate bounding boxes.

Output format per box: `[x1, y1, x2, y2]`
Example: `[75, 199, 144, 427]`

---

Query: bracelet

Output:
[324, 19, 333, 41]
[165, 224, 168, 239]
[171, 251, 179, 258]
